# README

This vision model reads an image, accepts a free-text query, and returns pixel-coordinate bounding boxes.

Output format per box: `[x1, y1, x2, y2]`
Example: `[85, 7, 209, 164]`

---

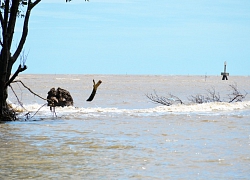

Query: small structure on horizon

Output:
[221, 61, 229, 80]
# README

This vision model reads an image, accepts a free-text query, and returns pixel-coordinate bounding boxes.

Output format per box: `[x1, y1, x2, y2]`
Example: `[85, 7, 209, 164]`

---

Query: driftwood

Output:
[86, 79, 102, 101]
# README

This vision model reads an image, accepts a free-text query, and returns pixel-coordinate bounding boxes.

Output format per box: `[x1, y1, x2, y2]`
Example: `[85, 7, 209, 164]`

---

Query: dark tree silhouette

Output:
[0, 0, 88, 121]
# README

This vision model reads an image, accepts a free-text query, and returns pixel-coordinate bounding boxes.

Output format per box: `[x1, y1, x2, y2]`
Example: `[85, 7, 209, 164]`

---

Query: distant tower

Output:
[221, 61, 229, 80]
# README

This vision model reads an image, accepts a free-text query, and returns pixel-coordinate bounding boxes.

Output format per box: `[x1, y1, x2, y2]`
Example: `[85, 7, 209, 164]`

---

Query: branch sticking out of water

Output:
[147, 84, 247, 106]
[86, 79, 102, 102]
[146, 91, 183, 106]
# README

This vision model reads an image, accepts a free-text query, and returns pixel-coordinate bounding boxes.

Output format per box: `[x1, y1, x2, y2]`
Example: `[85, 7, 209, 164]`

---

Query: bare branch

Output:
[206, 87, 221, 102]
[28, 103, 47, 119]
[188, 94, 206, 104]
[29, 0, 41, 10]
[169, 93, 184, 104]
[228, 83, 247, 103]
[9, 84, 27, 111]
[5, 64, 27, 88]
[11, 80, 47, 101]
[86, 79, 102, 101]
[146, 91, 183, 106]
[12, 0, 41, 63]
[11, 6, 30, 62]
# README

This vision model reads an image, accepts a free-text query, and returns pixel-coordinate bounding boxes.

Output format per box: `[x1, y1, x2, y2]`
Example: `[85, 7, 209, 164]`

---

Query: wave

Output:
[8, 100, 250, 119]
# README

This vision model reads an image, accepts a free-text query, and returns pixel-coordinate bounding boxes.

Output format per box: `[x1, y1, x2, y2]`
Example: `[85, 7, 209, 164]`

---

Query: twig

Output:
[146, 90, 183, 106]
[9, 84, 27, 111]
[9, 80, 56, 119]
[29, 103, 47, 119]
[228, 83, 247, 103]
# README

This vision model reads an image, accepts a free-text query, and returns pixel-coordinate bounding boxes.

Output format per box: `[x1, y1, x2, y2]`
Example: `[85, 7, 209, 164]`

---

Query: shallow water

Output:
[1, 75, 250, 179]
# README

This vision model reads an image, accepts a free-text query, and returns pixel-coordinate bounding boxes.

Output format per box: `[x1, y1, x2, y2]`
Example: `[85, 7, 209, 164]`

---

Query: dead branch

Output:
[86, 79, 102, 101]
[5, 64, 27, 88]
[169, 93, 184, 104]
[28, 103, 47, 119]
[228, 83, 247, 103]
[146, 91, 183, 106]
[9, 80, 56, 120]
[9, 84, 27, 111]
[206, 87, 221, 102]
[11, 80, 47, 101]
[188, 94, 206, 104]
[148, 84, 247, 106]
[188, 87, 221, 104]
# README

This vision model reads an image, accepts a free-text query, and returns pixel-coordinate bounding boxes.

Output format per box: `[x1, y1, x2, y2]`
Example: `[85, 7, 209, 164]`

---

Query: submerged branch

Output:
[28, 103, 47, 119]
[228, 83, 247, 103]
[146, 91, 183, 106]
[147, 84, 247, 106]
[86, 79, 102, 101]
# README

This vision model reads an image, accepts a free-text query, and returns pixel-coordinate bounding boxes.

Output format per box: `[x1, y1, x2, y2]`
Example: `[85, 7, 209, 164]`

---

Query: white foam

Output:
[6, 97, 250, 121]
[9, 101, 250, 117]
[150, 101, 250, 113]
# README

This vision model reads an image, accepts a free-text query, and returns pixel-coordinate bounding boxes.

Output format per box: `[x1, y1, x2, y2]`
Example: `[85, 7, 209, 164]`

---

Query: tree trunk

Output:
[0, 52, 15, 121]
[0, 0, 41, 121]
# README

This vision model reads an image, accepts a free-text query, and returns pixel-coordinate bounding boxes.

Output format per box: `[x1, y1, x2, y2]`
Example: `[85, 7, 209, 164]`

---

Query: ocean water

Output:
[1, 74, 250, 179]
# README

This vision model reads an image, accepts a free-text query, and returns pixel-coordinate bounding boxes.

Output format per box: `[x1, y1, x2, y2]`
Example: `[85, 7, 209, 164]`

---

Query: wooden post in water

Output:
[221, 61, 229, 80]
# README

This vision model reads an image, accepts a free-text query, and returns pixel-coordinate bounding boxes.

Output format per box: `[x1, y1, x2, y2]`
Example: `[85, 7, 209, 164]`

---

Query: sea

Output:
[1, 74, 250, 180]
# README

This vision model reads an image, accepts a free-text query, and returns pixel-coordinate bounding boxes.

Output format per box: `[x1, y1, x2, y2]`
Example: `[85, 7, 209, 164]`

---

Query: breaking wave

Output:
[8, 100, 250, 120]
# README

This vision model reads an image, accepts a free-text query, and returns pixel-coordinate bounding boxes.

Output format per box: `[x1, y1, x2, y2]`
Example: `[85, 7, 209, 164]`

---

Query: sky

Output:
[13, 0, 250, 75]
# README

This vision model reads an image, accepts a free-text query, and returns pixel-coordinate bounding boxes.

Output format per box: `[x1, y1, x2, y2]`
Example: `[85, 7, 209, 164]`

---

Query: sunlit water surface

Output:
[1, 75, 250, 179]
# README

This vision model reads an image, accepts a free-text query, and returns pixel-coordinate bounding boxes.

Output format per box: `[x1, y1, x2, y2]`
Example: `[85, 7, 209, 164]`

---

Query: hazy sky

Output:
[13, 0, 250, 75]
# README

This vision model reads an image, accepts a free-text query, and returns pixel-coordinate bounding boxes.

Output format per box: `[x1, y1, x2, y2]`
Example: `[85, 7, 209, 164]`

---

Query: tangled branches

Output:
[146, 84, 247, 106]
[9, 80, 53, 120]
[188, 87, 221, 104]
[228, 84, 248, 103]
[146, 91, 183, 106]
